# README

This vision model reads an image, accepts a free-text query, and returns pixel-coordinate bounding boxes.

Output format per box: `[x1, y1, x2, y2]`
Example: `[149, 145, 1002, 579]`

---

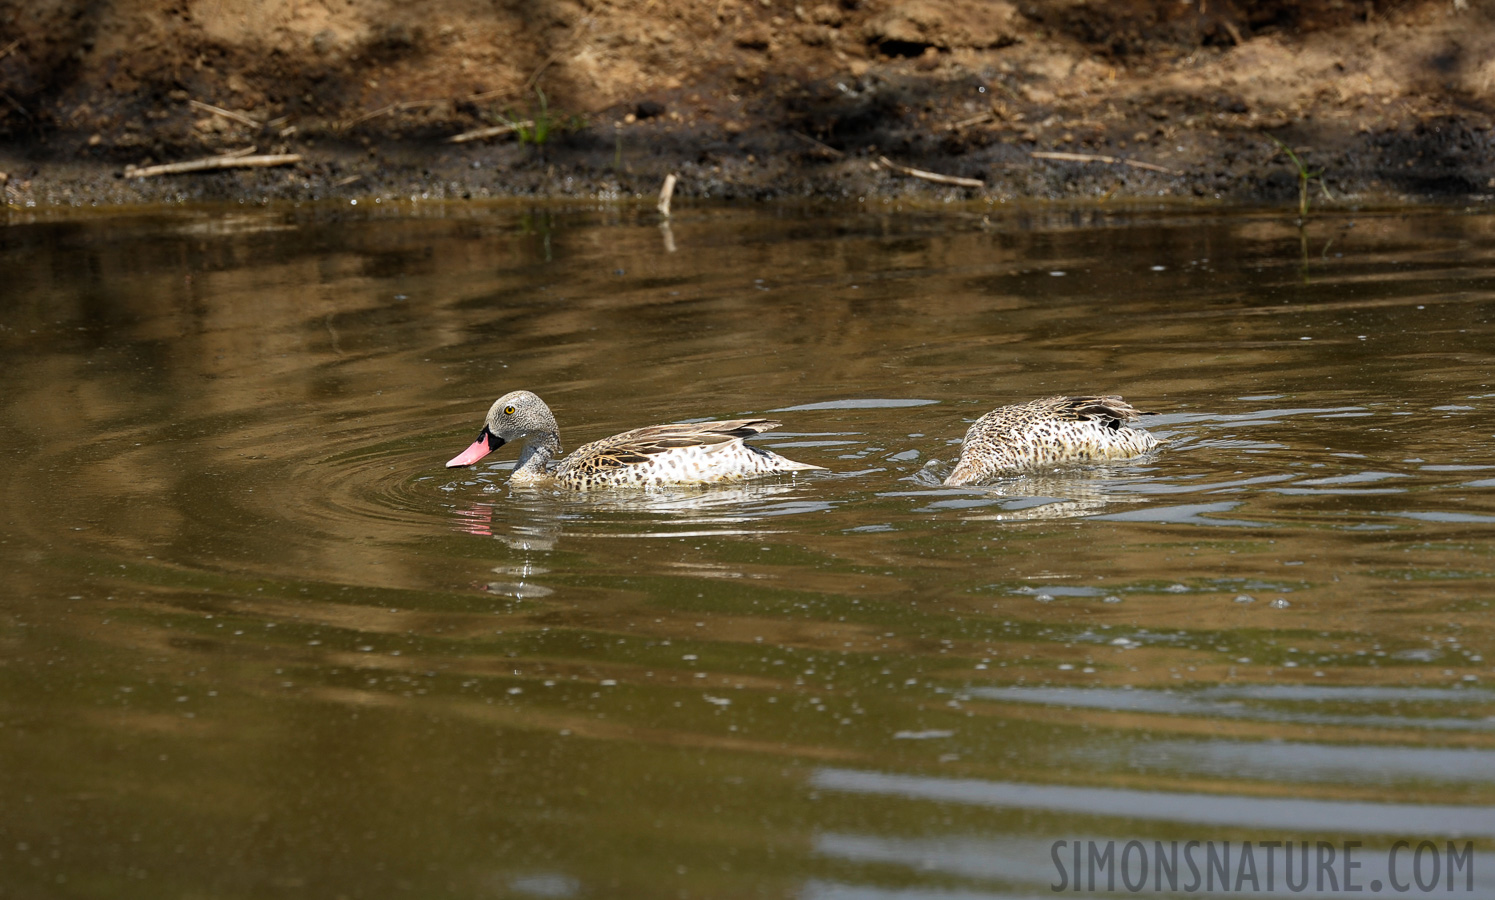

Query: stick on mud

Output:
[446, 120, 532, 144]
[657, 173, 678, 218]
[188, 100, 262, 128]
[1030, 151, 1175, 175]
[789, 131, 844, 158]
[124, 151, 302, 178]
[876, 156, 984, 188]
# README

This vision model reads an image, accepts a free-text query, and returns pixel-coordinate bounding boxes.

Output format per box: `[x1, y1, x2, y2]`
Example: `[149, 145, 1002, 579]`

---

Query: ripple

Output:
[966, 685, 1495, 731]
[811, 768, 1495, 835]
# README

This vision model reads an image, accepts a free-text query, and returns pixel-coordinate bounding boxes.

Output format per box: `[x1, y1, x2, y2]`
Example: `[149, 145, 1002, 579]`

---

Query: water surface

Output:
[2, 202, 1493, 898]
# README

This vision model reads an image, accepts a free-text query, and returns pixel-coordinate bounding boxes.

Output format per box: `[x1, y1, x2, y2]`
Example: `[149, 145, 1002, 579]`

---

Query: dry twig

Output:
[466, 89, 515, 104]
[657, 173, 678, 218]
[124, 149, 301, 178]
[1030, 151, 1175, 175]
[949, 111, 996, 130]
[347, 99, 449, 129]
[789, 130, 845, 158]
[446, 120, 533, 144]
[348, 84, 536, 134]
[876, 156, 984, 188]
[188, 99, 262, 128]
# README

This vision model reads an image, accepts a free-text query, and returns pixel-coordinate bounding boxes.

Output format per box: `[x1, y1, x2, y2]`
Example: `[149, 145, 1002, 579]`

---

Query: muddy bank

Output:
[2, 0, 1493, 209]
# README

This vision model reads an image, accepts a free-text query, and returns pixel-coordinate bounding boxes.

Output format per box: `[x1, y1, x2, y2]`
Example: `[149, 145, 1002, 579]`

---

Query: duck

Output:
[944, 395, 1160, 486]
[445, 390, 825, 489]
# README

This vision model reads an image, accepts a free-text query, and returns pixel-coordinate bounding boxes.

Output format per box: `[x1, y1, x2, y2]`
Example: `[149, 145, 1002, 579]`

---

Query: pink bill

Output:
[446, 436, 493, 468]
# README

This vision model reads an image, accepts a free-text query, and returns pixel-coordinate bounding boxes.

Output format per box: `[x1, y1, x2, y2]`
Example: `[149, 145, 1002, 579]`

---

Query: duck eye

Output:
[503, 405, 516, 415]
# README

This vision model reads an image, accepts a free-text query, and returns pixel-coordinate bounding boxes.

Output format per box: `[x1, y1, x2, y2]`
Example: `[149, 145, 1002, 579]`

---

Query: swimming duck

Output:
[944, 395, 1160, 486]
[446, 390, 825, 489]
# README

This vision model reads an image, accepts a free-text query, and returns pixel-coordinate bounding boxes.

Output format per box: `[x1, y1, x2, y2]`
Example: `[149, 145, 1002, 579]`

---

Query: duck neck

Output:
[510, 432, 562, 484]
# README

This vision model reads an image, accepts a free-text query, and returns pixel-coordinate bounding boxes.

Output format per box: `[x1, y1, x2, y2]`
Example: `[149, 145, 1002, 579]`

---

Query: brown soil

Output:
[2, 0, 1493, 208]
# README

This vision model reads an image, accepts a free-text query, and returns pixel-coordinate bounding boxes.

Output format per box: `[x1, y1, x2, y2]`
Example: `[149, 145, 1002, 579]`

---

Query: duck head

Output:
[446, 390, 562, 468]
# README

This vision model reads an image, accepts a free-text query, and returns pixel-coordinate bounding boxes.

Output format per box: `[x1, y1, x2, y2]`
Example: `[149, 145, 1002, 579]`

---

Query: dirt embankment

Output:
[1, 0, 1493, 208]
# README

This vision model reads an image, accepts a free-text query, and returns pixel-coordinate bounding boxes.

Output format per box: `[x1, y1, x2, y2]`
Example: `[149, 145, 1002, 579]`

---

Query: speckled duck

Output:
[944, 395, 1160, 485]
[446, 390, 825, 489]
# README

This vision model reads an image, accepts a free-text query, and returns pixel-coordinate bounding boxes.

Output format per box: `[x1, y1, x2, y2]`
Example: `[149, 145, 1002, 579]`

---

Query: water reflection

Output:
[1085, 739, 1495, 785]
[967, 685, 1495, 732]
[4, 203, 1495, 896]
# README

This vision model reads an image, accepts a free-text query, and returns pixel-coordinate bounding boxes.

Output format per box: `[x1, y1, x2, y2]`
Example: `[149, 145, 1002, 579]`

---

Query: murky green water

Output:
[2, 202, 1493, 898]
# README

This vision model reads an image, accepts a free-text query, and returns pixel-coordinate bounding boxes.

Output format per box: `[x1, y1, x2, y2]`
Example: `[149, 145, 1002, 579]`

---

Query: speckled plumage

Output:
[944, 395, 1160, 485]
[446, 390, 824, 489]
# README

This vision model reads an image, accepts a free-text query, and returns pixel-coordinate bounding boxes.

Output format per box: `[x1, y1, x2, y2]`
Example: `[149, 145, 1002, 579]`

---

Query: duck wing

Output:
[566, 419, 783, 471]
[1055, 395, 1148, 425]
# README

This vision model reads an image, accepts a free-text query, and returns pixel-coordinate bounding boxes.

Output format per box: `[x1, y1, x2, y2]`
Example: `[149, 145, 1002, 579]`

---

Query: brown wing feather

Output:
[1057, 396, 1146, 423]
[617, 419, 780, 445]
[569, 420, 783, 472]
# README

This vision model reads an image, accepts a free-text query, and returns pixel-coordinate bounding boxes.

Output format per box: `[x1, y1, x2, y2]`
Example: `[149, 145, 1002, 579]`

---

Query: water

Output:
[2, 202, 1493, 898]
